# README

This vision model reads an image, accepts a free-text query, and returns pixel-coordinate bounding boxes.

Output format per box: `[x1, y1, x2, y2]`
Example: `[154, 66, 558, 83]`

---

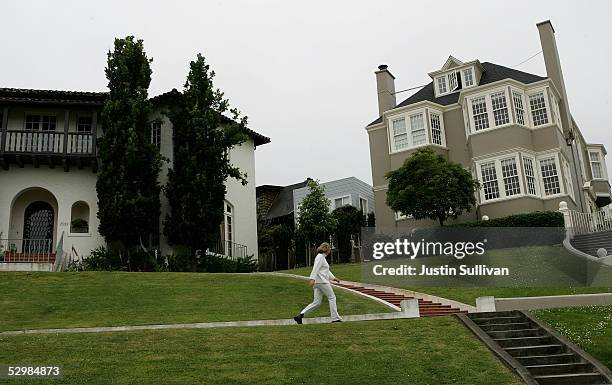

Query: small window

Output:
[77, 116, 93, 133]
[491, 91, 510, 126]
[70, 201, 90, 233]
[151, 121, 161, 149]
[391, 117, 408, 151]
[529, 92, 549, 126]
[480, 161, 500, 200]
[590, 151, 603, 179]
[409, 113, 426, 146]
[522, 157, 537, 195]
[471, 96, 489, 131]
[512, 91, 526, 126]
[359, 197, 368, 213]
[430, 113, 443, 145]
[462, 68, 474, 87]
[25, 115, 41, 130]
[437, 76, 447, 95]
[448, 72, 458, 91]
[334, 196, 351, 209]
[41, 115, 56, 131]
[562, 158, 575, 201]
[500, 157, 521, 196]
[539, 157, 561, 196]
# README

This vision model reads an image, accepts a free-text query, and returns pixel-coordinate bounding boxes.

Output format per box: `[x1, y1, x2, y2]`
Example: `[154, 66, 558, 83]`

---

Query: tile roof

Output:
[0, 87, 107, 106]
[367, 62, 547, 126]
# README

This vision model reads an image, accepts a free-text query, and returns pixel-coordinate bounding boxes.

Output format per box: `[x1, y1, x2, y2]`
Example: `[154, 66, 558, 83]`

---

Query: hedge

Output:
[448, 211, 564, 228]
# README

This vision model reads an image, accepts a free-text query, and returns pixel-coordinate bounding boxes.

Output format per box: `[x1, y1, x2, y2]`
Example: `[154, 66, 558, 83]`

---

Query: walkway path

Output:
[0, 312, 415, 337]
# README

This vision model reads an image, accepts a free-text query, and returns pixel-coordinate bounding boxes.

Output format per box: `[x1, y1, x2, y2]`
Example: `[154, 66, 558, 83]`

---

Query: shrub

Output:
[448, 211, 563, 228]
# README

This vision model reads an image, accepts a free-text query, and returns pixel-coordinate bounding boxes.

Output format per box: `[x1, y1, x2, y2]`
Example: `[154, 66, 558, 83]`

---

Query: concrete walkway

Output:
[0, 312, 416, 337]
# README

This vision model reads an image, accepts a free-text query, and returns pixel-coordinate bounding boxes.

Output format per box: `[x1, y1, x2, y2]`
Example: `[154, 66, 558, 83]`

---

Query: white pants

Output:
[300, 283, 342, 321]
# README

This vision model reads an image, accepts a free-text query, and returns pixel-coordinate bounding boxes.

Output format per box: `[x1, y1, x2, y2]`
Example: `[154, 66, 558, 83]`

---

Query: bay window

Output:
[512, 90, 526, 126]
[500, 158, 521, 196]
[480, 161, 500, 201]
[491, 91, 510, 126]
[539, 157, 561, 196]
[470, 96, 489, 131]
[562, 158, 575, 201]
[522, 157, 538, 195]
[388, 108, 445, 153]
[529, 92, 549, 126]
[589, 151, 603, 179]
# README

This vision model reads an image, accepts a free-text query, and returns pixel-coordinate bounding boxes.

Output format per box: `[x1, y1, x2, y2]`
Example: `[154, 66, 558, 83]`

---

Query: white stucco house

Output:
[0, 87, 269, 271]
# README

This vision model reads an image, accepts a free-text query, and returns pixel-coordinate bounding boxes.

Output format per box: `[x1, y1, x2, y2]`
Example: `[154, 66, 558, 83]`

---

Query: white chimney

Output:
[537, 20, 573, 134]
[375, 64, 396, 116]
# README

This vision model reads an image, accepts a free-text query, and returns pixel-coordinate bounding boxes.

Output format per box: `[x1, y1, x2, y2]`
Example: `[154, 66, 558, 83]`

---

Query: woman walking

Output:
[294, 242, 342, 324]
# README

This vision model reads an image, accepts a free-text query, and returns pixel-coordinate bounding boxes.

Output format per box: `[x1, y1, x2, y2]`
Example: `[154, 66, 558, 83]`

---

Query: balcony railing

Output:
[0, 238, 56, 263]
[566, 209, 612, 237]
[3, 130, 94, 155]
[207, 239, 248, 260]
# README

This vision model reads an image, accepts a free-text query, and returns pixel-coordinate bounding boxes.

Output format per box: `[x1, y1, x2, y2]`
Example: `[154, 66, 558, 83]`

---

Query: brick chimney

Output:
[537, 20, 573, 134]
[375, 64, 396, 116]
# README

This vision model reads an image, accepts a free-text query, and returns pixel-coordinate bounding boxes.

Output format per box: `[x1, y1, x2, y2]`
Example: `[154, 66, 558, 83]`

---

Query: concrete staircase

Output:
[337, 283, 467, 317]
[458, 311, 612, 385]
[571, 230, 612, 257]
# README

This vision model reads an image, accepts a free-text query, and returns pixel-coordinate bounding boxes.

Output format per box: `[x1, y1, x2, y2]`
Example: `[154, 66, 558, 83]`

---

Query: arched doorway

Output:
[23, 201, 54, 253]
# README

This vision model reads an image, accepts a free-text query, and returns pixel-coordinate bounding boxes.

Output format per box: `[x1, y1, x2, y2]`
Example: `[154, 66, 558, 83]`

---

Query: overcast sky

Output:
[2, 0, 610, 187]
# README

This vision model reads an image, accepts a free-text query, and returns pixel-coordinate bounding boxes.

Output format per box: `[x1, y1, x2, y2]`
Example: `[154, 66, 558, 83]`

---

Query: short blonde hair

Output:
[317, 242, 331, 253]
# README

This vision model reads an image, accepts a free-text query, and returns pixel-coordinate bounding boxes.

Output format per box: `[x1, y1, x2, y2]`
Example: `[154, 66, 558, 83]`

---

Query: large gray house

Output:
[366, 20, 611, 229]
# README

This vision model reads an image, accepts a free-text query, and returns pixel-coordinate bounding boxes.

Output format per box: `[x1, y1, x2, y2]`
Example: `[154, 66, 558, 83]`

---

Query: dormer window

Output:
[437, 77, 447, 94]
[448, 72, 458, 92]
[462, 68, 474, 87]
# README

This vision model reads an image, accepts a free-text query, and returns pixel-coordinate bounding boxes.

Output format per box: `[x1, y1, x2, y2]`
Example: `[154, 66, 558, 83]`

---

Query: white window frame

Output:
[428, 109, 446, 147]
[388, 108, 435, 154]
[389, 116, 408, 152]
[467, 88, 513, 134]
[521, 155, 539, 196]
[359, 196, 368, 213]
[510, 88, 528, 127]
[527, 89, 551, 128]
[476, 153, 525, 203]
[395, 211, 413, 221]
[588, 148, 607, 180]
[537, 153, 564, 198]
[332, 195, 351, 210]
[151, 121, 162, 150]
[461, 67, 475, 88]
[223, 201, 234, 245]
[436, 76, 447, 96]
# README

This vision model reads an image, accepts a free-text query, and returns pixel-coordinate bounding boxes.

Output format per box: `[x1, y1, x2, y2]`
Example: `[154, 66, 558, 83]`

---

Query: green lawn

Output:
[534, 306, 612, 369]
[0, 318, 522, 385]
[0, 272, 389, 332]
[283, 246, 612, 305]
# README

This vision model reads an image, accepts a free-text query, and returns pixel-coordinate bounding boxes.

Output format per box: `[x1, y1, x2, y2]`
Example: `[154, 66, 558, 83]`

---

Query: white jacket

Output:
[309, 253, 336, 284]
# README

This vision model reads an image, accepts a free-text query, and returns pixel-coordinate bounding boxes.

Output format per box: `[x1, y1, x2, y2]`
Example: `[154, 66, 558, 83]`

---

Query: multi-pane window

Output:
[552, 97, 563, 129]
[480, 161, 500, 201]
[430, 113, 442, 145]
[462, 68, 474, 87]
[359, 197, 368, 213]
[437, 77, 447, 95]
[539, 157, 561, 196]
[522, 157, 537, 195]
[410, 113, 426, 146]
[25, 115, 41, 130]
[491, 91, 510, 126]
[512, 91, 526, 126]
[471, 96, 489, 131]
[334, 196, 351, 209]
[529, 92, 549, 126]
[590, 151, 603, 179]
[41, 116, 56, 131]
[448, 72, 458, 91]
[500, 157, 521, 196]
[151, 121, 162, 150]
[24, 114, 56, 131]
[77, 116, 92, 133]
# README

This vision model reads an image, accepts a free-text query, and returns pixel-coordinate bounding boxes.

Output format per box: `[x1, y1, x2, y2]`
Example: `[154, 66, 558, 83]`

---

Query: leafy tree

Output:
[163, 54, 247, 270]
[96, 36, 161, 258]
[331, 205, 365, 262]
[295, 180, 337, 264]
[386, 148, 479, 226]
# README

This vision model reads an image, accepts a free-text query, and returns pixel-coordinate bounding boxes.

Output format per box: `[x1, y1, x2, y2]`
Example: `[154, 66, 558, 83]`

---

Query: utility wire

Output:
[511, 50, 543, 68]
[391, 50, 544, 96]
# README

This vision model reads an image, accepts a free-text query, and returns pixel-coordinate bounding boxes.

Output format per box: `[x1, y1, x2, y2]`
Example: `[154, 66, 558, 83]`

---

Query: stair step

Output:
[472, 316, 526, 325]
[493, 336, 553, 348]
[533, 372, 607, 385]
[480, 322, 533, 332]
[525, 362, 593, 376]
[505, 344, 566, 357]
[487, 328, 545, 339]
[515, 353, 582, 366]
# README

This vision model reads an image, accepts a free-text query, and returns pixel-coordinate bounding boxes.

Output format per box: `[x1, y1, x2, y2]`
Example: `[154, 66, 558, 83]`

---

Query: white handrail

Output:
[566, 209, 612, 237]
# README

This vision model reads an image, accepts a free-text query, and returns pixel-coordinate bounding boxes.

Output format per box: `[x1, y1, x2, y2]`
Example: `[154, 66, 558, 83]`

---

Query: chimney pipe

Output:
[375, 64, 396, 116]
[537, 20, 573, 133]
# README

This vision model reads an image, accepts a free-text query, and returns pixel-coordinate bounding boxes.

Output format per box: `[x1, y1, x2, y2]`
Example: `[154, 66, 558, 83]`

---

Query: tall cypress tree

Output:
[96, 37, 161, 256]
[164, 54, 247, 269]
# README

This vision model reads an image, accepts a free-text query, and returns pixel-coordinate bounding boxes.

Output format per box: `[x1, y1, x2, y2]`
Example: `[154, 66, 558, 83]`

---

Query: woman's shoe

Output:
[293, 314, 303, 324]
[332, 320, 343, 323]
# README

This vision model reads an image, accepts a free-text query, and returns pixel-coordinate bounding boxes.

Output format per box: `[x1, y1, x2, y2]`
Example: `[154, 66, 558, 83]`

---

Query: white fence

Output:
[563, 206, 612, 237]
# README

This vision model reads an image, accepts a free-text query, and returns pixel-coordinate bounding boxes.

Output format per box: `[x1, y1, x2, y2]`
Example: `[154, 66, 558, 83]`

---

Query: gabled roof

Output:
[150, 88, 270, 146]
[0, 87, 106, 106]
[265, 179, 311, 220]
[367, 62, 547, 127]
